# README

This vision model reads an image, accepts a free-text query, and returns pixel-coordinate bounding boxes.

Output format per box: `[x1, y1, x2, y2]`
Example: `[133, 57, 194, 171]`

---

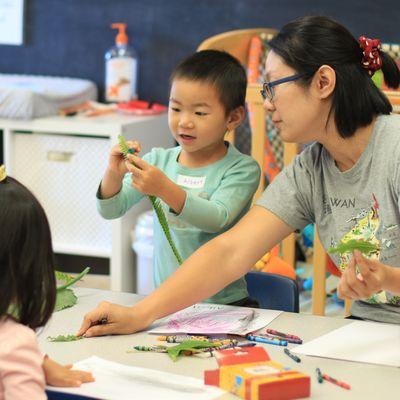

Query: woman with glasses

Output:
[79, 16, 400, 336]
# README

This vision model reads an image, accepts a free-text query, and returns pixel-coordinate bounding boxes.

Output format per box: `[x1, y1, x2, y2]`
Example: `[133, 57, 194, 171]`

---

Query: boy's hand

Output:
[77, 301, 152, 337]
[43, 356, 95, 387]
[126, 154, 170, 197]
[337, 250, 390, 300]
[108, 140, 141, 177]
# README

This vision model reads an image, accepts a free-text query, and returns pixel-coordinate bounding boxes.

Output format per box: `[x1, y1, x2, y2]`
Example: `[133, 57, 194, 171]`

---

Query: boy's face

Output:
[168, 78, 235, 153]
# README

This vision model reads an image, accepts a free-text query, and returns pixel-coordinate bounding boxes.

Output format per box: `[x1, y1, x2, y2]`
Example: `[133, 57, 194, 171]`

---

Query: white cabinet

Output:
[2, 113, 174, 292]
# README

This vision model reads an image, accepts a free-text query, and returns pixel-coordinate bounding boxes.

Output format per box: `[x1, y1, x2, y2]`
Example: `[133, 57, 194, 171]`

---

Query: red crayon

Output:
[266, 329, 302, 341]
[322, 373, 351, 390]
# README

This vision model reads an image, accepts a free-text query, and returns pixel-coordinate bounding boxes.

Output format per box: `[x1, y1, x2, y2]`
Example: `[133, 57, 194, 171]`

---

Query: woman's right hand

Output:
[108, 140, 141, 177]
[76, 301, 152, 337]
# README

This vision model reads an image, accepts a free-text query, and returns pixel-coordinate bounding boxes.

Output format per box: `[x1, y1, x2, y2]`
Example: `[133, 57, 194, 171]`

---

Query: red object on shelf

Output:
[118, 100, 167, 115]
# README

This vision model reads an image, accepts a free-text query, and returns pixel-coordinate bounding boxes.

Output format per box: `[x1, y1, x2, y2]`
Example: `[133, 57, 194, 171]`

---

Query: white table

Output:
[38, 288, 400, 399]
[1, 114, 174, 292]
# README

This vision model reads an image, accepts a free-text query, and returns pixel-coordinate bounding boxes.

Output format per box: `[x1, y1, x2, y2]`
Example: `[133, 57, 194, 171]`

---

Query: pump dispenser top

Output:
[111, 23, 128, 46]
[105, 23, 138, 102]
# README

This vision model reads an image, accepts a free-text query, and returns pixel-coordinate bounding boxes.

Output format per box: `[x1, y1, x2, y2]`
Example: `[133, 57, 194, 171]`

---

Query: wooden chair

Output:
[198, 29, 346, 316]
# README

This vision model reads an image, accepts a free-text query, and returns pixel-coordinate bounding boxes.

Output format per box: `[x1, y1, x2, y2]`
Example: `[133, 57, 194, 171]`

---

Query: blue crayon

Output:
[247, 334, 287, 346]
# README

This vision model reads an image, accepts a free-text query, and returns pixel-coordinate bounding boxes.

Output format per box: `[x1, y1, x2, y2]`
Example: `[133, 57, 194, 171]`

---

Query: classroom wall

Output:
[0, 0, 399, 104]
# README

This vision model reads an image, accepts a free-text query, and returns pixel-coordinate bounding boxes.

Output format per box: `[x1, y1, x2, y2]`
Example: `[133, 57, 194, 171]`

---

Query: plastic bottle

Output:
[105, 23, 138, 102]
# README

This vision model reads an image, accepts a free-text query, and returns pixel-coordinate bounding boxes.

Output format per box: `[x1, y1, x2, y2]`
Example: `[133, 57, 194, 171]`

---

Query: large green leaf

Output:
[55, 288, 77, 311]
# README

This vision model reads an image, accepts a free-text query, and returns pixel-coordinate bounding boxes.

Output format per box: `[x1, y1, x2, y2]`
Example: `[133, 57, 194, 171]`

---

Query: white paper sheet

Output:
[292, 321, 400, 367]
[149, 303, 282, 336]
[46, 356, 225, 400]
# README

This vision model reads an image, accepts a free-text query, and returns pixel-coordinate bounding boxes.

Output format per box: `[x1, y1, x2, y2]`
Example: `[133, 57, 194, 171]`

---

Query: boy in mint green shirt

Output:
[97, 50, 261, 305]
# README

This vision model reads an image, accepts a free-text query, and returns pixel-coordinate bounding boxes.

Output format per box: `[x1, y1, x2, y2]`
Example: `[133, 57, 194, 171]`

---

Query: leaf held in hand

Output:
[328, 239, 380, 255]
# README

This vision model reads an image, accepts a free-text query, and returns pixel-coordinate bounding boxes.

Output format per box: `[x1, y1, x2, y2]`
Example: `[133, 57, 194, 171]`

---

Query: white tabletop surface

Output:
[38, 288, 400, 399]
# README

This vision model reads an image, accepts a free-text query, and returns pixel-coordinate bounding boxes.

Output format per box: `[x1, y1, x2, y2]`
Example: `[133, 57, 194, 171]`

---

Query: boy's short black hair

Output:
[0, 177, 56, 329]
[269, 15, 400, 138]
[171, 49, 247, 115]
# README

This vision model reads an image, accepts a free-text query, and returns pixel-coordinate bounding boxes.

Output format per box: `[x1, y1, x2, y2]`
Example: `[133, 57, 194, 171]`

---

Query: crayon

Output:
[247, 334, 287, 346]
[283, 348, 301, 363]
[133, 345, 167, 353]
[322, 373, 351, 390]
[316, 368, 324, 383]
[157, 335, 208, 343]
[266, 329, 301, 341]
[257, 333, 302, 345]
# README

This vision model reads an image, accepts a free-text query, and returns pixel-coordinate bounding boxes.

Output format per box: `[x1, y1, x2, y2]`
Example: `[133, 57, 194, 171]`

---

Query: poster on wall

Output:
[0, 0, 24, 45]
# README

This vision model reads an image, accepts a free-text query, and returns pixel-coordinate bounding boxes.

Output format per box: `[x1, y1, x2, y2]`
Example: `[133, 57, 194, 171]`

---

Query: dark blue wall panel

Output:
[0, 0, 398, 103]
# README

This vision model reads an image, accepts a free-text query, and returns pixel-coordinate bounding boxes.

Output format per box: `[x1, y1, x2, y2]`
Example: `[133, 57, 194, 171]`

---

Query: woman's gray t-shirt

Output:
[256, 114, 400, 323]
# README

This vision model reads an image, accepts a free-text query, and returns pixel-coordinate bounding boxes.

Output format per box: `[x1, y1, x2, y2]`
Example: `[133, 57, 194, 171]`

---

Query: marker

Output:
[316, 368, 323, 383]
[284, 348, 301, 363]
[247, 334, 287, 346]
[266, 329, 302, 341]
[322, 373, 351, 390]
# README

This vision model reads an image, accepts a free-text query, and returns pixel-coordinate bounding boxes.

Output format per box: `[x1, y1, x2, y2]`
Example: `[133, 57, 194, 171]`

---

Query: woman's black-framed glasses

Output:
[260, 73, 305, 101]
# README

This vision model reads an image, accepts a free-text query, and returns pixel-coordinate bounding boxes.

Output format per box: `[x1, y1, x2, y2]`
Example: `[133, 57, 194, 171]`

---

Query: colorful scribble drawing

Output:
[151, 304, 263, 335]
[166, 308, 256, 334]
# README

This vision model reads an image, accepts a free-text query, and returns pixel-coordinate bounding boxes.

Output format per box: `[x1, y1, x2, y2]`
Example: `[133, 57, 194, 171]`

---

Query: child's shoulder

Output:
[226, 144, 261, 170]
[0, 317, 38, 355]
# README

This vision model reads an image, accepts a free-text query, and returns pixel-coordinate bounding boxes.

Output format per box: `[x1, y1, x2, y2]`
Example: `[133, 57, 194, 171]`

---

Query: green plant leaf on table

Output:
[55, 267, 90, 311]
[328, 239, 380, 255]
[166, 340, 220, 361]
[47, 334, 84, 342]
[55, 288, 77, 312]
[118, 134, 183, 265]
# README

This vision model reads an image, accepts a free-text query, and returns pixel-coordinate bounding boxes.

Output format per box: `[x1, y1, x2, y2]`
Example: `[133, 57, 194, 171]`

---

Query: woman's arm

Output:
[78, 206, 293, 336]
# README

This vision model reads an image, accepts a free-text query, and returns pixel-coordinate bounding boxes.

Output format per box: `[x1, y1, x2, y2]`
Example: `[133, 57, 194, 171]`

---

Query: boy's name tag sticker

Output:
[177, 174, 206, 189]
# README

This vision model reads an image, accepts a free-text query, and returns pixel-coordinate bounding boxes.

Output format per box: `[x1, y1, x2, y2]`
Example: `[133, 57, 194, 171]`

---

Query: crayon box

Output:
[204, 347, 310, 400]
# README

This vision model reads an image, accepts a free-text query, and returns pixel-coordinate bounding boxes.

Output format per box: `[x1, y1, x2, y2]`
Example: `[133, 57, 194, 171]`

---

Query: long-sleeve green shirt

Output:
[97, 143, 261, 304]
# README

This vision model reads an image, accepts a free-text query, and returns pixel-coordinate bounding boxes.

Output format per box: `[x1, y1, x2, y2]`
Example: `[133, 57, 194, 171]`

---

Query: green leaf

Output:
[56, 267, 90, 291]
[55, 270, 75, 285]
[328, 239, 380, 255]
[47, 334, 84, 342]
[166, 340, 219, 361]
[55, 288, 77, 311]
[118, 135, 183, 266]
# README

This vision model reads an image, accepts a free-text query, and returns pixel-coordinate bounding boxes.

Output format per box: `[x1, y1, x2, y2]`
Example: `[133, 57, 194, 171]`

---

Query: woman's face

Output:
[263, 51, 325, 144]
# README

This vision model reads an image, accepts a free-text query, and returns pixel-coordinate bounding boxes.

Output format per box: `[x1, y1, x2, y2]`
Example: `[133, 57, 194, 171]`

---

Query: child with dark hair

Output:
[95, 50, 260, 307]
[0, 167, 94, 399]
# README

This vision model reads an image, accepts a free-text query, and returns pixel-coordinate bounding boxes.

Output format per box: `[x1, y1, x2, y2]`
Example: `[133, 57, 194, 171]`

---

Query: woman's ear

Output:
[312, 65, 336, 99]
[226, 106, 245, 131]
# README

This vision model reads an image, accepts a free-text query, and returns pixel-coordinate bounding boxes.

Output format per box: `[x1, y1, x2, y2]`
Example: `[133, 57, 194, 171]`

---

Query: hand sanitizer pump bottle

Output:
[105, 23, 138, 102]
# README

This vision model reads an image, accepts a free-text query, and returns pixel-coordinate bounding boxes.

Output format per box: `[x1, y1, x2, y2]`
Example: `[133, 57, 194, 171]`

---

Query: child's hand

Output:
[108, 140, 141, 177]
[337, 250, 390, 300]
[43, 356, 95, 387]
[126, 153, 170, 197]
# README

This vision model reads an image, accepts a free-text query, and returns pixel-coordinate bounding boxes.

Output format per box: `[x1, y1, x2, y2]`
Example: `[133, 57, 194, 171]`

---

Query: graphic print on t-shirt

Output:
[331, 193, 400, 306]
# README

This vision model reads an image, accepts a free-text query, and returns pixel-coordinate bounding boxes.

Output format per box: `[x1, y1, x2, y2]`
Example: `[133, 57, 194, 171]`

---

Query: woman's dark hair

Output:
[0, 176, 56, 329]
[170, 49, 247, 115]
[269, 15, 400, 138]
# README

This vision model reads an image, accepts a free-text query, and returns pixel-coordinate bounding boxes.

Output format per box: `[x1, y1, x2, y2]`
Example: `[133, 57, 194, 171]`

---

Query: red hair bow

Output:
[359, 36, 382, 76]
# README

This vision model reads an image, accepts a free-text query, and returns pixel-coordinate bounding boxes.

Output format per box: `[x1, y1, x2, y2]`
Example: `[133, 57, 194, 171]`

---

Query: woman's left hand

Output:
[337, 250, 390, 300]
[43, 356, 95, 387]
